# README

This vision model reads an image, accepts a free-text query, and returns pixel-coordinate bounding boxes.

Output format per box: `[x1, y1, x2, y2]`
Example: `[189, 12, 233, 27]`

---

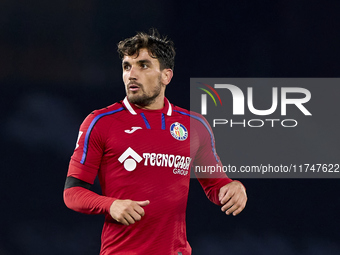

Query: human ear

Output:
[161, 68, 173, 85]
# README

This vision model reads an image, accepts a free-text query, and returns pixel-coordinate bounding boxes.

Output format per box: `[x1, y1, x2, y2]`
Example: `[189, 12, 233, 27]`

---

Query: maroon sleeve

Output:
[64, 111, 114, 214]
[191, 112, 236, 205]
[68, 111, 107, 182]
[64, 187, 116, 215]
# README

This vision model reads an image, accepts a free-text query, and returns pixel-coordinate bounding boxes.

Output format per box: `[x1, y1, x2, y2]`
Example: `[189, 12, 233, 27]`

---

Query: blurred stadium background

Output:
[1, 1, 340, 254]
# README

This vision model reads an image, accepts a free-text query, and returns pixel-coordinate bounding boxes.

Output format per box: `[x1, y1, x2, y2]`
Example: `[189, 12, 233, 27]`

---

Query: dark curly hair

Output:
[117, 28, 176, 70]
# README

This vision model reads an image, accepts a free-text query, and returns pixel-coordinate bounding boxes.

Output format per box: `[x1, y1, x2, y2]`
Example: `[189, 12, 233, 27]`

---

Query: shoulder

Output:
[90, 102, 125, 117]
[173, 105, 209, 125]
[81, 101, 125, 128]
[172, 105, 212, 135]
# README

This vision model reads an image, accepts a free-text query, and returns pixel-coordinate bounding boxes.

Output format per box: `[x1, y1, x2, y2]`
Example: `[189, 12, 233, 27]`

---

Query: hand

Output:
[109, 199, 150, 225]
[218, 181, 247, 216]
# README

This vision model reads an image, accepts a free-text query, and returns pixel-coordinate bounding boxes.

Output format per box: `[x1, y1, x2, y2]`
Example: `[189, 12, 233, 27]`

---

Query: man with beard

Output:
[63, 29, 247, 255]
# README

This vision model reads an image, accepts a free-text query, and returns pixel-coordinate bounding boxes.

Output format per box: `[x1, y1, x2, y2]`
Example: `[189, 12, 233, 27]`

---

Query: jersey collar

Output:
[122, 97, 172, 116]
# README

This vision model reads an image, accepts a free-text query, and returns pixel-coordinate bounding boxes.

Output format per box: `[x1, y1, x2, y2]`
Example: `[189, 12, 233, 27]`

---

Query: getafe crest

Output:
[170, 122, 188, 141]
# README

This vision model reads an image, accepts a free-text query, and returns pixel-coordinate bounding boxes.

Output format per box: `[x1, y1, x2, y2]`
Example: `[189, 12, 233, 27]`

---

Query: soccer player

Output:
[63, 29, 247, 255]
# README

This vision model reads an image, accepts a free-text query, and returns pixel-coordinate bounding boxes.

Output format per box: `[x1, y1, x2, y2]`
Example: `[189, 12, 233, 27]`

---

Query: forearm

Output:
[198, 178, 232, 205]
[64, 186, 116, 215]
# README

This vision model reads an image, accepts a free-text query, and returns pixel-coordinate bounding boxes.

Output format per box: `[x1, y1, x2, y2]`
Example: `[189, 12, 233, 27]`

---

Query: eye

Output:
[123, 64, 131, 71]
[141, 63, 148, 69]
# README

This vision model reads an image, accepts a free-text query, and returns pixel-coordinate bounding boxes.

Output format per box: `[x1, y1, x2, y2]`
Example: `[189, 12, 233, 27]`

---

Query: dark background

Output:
[1, 1, 340, 254]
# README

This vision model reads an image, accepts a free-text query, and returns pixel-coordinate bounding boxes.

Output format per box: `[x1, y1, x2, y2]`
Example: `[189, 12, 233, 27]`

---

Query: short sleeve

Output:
[67, 112, 106, 184]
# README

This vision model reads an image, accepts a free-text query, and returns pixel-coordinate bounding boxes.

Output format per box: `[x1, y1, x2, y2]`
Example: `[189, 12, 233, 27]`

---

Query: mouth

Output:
[128, 83, 141, 92]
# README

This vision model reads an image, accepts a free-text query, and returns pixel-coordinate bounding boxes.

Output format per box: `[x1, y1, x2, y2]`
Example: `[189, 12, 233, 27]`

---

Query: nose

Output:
[128, 66, 138, 80]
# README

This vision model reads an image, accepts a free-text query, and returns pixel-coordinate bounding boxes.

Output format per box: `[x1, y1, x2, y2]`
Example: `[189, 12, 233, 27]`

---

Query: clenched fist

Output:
[110, 199, 150, 225]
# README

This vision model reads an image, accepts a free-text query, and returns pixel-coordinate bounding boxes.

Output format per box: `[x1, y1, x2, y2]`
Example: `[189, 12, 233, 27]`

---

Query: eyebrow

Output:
[138, 59, 152, 65]
[122, 59, 152, 66]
